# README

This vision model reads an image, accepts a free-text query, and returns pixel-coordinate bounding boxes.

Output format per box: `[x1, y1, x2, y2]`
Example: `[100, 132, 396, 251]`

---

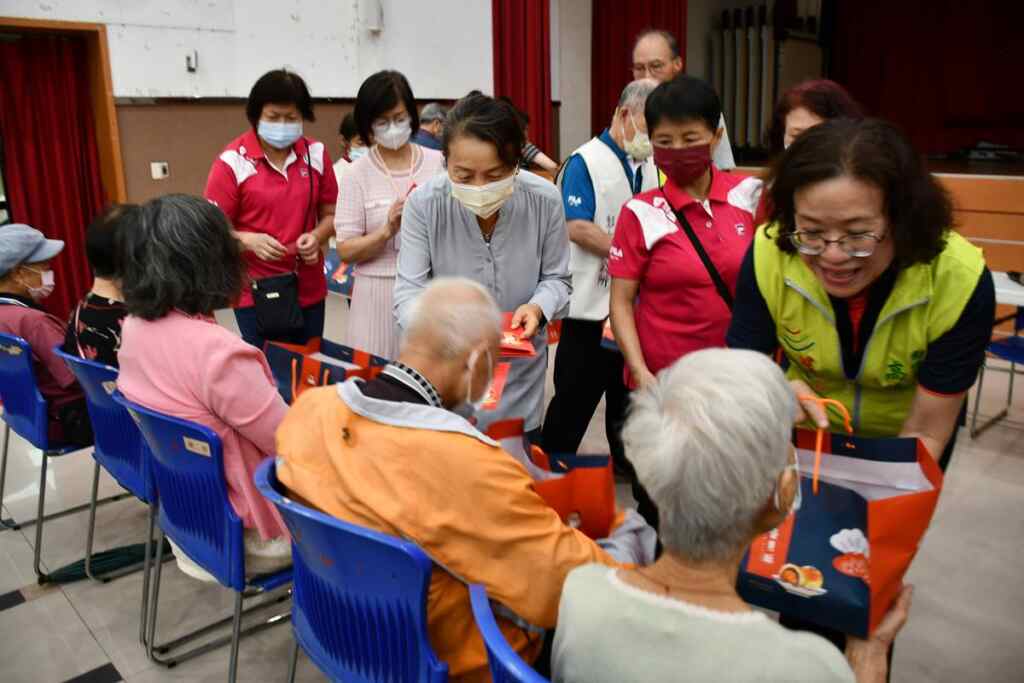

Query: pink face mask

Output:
[653, 143, 712, 188]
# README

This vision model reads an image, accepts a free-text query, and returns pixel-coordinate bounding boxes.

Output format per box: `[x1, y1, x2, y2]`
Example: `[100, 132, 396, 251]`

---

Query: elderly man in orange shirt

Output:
[276, 277, 649, 682]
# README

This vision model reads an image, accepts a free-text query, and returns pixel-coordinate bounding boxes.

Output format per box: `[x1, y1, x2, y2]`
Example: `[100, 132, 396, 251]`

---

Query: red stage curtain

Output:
[831, 0, 1024, 155]
[591, 0, 687, 136]
[492, 0, 554, 156]
[0, 34, 105, 319]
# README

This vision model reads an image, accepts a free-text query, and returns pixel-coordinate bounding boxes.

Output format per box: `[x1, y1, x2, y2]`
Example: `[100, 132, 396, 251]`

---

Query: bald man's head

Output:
[632, 30, 683, 83]
[401, 278, 502, 360]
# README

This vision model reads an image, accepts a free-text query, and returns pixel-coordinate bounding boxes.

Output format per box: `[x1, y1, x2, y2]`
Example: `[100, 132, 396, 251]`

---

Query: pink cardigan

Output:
[117, 311, 287, 539]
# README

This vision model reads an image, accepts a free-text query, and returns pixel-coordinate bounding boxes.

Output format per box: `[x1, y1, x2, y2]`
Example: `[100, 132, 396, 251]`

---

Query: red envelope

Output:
[500, 313, 537, 357]
[479, 363, 510, 411]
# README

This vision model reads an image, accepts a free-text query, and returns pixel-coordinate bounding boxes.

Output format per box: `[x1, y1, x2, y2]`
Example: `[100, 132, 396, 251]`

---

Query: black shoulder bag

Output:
[250, 140, 316, 339]
[661, 190, 733, 310]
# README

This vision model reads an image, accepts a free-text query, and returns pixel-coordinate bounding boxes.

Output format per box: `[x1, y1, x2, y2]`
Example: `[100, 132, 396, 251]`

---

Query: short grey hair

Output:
[400, 278, 502, 360]
[617, 79, 658, 114]
[420, 102, 448, 123]
[120, 194, 244, 320]
[623, 349, 797, 562]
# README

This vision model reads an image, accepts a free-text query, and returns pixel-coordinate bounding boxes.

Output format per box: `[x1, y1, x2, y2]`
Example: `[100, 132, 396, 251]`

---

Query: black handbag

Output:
[249, 140, 316, 339]
[250, 271, 304, 339]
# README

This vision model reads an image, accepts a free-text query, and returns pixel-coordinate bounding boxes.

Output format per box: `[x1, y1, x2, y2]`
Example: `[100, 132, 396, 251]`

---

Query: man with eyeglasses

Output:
[631, 29, 736, 170]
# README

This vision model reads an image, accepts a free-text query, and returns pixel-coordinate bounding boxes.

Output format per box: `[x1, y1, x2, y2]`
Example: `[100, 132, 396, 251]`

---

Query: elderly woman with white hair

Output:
[552, 348, 912, 683]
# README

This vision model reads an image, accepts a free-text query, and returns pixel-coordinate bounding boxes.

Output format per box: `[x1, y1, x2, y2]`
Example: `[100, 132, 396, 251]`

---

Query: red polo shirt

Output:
[608, 169, 762, 388]
[205, 130, 339, 308]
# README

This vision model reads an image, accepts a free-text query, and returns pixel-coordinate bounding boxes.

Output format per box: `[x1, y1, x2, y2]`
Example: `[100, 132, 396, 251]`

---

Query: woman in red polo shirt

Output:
[205, 69, 339, 350]
[609, 75, 762, 530]
[609, 76, 762, 392]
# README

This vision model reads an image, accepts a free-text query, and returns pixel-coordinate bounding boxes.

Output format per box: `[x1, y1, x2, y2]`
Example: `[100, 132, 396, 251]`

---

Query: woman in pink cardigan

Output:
[116, 194, 289, 580]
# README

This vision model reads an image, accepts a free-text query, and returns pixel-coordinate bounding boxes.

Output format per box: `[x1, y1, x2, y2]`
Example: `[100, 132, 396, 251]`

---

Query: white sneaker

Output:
[166, 537, 218, 583]
[244, 529, 292, 576]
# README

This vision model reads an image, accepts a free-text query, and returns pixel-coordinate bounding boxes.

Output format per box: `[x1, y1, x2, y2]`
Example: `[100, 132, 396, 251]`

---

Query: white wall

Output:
[4, 0, 492, 99]
[552, 0, 592, 157]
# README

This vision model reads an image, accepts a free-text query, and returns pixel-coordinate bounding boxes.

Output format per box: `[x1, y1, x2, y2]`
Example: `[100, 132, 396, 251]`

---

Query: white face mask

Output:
[349, 146, 368, 161]
[464, 348, 494, 411]
[373, 118, 412, 150]
[621, 112, 653, 161]
[774, 449, 803, 515]
[450, 174, 516, 219]
[20, 266, 55, 301]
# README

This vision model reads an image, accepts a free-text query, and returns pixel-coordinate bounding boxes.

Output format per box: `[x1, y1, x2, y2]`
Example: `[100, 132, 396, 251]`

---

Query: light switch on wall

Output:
[150, 162, 170, 180]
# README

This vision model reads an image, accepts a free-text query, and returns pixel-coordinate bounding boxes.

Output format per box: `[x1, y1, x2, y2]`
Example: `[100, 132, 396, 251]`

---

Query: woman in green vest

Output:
[727, 118, 994, 471]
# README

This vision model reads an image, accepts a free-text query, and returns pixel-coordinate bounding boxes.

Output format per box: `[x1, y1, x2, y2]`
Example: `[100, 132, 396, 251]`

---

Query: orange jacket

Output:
[276, 381, 619, 682]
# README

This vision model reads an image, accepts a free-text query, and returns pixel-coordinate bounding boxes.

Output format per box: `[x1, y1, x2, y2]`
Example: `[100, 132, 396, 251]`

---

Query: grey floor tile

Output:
[0, 590, 111, 683]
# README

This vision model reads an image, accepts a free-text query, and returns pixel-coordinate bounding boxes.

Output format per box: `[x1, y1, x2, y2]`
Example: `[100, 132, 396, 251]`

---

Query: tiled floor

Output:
[0, 294, 1022, 682]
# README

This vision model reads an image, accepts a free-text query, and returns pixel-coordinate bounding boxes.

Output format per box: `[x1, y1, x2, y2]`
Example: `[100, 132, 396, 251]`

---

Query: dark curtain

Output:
[830, 0, 1024, 155]
[591, 0, 687, 136]
[0, 34, 105, 319]
[492, 0, 554, 156]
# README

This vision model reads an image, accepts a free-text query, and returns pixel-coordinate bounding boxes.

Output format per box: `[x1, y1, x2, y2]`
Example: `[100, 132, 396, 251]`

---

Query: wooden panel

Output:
[85, 26, 126, 203]
[116, 102, 353, 203]
[937, 174, 1024, 214]
[969, 242, 1024, 274]
[954, 211, 1024, 242]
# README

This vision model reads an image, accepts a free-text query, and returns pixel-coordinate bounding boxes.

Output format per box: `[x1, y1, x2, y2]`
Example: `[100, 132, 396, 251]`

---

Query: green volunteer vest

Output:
[753, 225, 985, 437]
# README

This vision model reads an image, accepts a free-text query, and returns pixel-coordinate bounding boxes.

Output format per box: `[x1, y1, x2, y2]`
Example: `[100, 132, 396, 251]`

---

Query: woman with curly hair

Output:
[728, 118, 994, 472]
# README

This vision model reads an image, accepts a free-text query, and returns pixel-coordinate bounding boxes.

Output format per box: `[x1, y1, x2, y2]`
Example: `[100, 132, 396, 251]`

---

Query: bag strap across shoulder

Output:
[660, 189, 733, 310]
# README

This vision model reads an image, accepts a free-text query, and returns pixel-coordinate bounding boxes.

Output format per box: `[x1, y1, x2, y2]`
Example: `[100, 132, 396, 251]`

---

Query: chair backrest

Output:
[53, 348, 152, 503]
[254, 458, 448, 683]
[0, 332, 49, 448]
[468, 584, 549, 683]
[113, 392, 244, 590]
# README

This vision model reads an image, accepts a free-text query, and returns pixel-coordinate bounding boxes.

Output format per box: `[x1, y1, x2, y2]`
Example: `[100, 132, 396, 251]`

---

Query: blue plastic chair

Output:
[254, 457, 449, 683]
[54, 349, 155, 640]
[469, 584, 549, 683]
[0, 333, 129, 582]
[113, 393, 292, 683]
[971, 306, 1024, 437]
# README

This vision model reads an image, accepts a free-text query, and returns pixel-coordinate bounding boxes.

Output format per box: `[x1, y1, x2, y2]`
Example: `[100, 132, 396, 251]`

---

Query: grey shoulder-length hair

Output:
[623, 348, 796, 563]
[119, 194, 245, 320]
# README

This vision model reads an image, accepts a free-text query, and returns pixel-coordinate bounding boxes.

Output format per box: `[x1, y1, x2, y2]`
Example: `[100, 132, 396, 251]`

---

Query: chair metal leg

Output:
[146, 528, 166, 663]
[228, 592, 244, 683]
[84, 462, 102, 582]
[970, 364, 987, 437]
[139, 503, 155, 645]
[286, 638, 299, 683]
[32, 454, 48, 582]
[145, 527, 290, 669]
[971, 361, 1016, 438]
[0, 424, 11, 527]
[1008, 361, 1016, 407]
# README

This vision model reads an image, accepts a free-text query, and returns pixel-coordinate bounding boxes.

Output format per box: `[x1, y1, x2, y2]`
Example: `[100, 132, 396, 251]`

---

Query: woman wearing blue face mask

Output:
[394, 93, 572, 438]
[335, 70, 444, 360]
[205, 69, 339, 350]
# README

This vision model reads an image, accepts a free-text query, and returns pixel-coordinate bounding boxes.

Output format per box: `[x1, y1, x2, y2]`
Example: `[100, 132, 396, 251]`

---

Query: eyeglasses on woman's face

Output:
[787, 229, 887, 258]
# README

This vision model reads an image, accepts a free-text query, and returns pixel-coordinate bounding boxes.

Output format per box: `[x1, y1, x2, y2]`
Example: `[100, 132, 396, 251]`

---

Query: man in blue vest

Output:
[542, 79, 658, 473]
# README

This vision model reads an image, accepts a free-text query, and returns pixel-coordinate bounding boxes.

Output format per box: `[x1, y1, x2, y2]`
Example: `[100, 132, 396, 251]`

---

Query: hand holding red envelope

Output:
[500, 312, 537, 357]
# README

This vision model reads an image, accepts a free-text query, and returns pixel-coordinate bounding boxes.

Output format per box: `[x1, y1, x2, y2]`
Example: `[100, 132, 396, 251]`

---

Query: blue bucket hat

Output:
[0, 224, 64, 277]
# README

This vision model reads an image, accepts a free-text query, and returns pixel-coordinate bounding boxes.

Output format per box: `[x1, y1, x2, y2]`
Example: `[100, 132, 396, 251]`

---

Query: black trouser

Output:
[542, 318, 630, 471]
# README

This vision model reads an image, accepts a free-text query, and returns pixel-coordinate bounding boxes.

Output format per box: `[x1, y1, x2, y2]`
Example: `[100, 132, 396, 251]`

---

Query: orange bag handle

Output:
[290, 358, 299, 400]
[797, 395, 853, 494]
